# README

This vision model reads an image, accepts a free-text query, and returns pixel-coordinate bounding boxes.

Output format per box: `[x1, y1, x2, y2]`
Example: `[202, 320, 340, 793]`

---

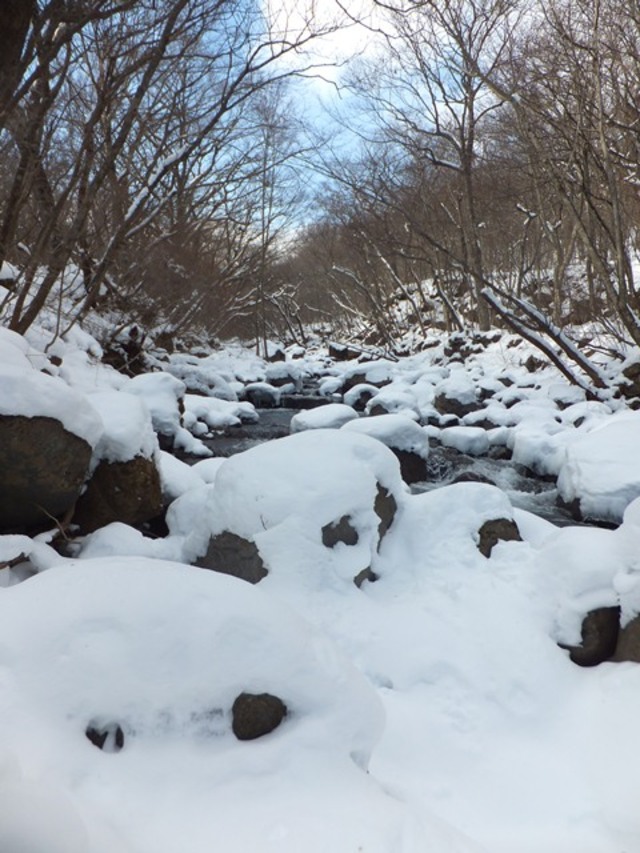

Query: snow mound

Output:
[440, 425, 490, 456]
[342, 413, 430, 459]
[0, 558, 422, 853]
[557, 413, 640, 522]
[290, 402, 358, 432]
[208, 429, 404, 539]
[0, 364, 102, 446]
[87, 390, 158, 465]
[125, 372, 185, 438]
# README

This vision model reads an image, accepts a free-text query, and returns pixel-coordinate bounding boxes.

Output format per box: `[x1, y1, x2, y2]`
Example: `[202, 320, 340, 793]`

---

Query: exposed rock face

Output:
[613, 614, 640, 662]
[73, 455, 163, 534]
[0, 414, 92, 532]
[375, 484, 397, 542]
[392, 449, 429, 485]
[353, 567, 378, 588]
[244, 383, 280, 409]
[322, 515, 359, 548]
[562, 607, 621, 667]
[231, 692, 287, 740]
[433, 392, 479, 419]
[328, 342, 361, 361]
[616, 359, 640, 402]
[477, 517, 522, 557]
[452, 471, 497, 487]
[195, 531, 268, 584]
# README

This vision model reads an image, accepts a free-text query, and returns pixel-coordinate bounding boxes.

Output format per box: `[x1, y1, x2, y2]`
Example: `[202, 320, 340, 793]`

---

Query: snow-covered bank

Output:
[2, 321, 640, 852]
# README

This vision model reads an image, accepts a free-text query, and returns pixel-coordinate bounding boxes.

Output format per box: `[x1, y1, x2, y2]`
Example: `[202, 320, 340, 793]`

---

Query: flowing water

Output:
[200, 407, 582, 528]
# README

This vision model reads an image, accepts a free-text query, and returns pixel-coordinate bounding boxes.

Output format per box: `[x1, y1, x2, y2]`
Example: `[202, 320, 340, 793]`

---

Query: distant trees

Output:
[283, 0, 640, 376]
[0, 0, 334, 342]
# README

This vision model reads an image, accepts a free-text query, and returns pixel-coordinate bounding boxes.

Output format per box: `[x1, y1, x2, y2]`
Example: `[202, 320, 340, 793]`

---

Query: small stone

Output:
[374, 484, 397, 543]
[353, 567, 379, 588]
[232, 692, 287, 740]
[477, 517, 522, 557]
[322, 515, 359, 548]
[196, 531, 268, 584]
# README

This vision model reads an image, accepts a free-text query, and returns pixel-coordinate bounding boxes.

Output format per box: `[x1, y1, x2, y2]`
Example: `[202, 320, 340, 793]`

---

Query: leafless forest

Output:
[2, 1, 640, 384]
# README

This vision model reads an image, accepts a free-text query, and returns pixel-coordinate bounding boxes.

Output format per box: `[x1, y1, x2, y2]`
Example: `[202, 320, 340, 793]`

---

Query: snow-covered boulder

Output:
[243, 381, 281, 408]
[440, 425, 491, 457]
[290, 402, 359, 433]
[74, 391, 162, 533]
[342, 413, 430, 484]
[0, 558, 399, 853]
[165, 355, 238, 399]
[264, 361, 303, 391]
[191, 429, 406, 588]
[0, 364, 102, 531]
[340, 360, 395, 392]
[124, 371, 186, 450]
[433, 369, 479, 418]
[556, 413, 640, 523]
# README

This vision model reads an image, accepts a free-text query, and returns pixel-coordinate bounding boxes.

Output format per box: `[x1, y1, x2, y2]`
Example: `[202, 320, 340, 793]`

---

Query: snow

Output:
[0, 363, 103, 446]
[124, 372, 185, 438]
[5, 321, 640, 852]
[87, 391, 158, 465]
[184, 394, 258, 430]
[289, 402, 358, 432]
[342, 412, 430, 458]
[440, 425, 491, 456]
[557, 412, 640, 522]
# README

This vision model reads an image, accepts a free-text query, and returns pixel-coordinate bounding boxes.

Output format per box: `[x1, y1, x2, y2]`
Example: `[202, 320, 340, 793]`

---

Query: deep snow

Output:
[2, 320, 640, 852]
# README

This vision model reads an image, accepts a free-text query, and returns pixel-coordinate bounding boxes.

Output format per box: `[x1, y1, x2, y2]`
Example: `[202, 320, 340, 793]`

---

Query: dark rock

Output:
[433, 392, 479, 419]
[345, 384, 378, 412]
[102, 325, 148, 377]
[196, 531, 268, 584]
[86, 720, 126, 753]
[341, 370, 391, 394]
[562, 606, 620, 666]
[452, 471, 497, 487]
[393, 449, 429, 485]
[153, 330, 175, 354]
[73, 455, 163, 534]
[266, 346, 286, 363]
[374, 484, 397, 543]
[616, 359, 640, 402]
[613, 613, 640, 662]
[477, 517, 522, 557]
[0, 414, 92, 532]
[328, 342, 361, 361]
[322, 515, 359, 548]
[353, 567, 379, 588]
[487, 445, 512, 461]
[524, 354, 548, 373]
[232, 692, 287, 740]
[244, 383, 280, 409]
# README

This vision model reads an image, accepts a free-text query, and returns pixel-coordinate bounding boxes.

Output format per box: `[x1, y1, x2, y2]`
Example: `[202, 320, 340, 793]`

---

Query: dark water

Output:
[200, 408, 582, 527]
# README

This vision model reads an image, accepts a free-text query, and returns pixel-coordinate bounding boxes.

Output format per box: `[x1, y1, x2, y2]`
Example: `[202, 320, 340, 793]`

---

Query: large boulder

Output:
[0, 414, 93, 531]
[73, 455, 163, 534]
[74, 391, 161, 534]
[0, 363, 102, 532]
[342, 414, 430, 485]
[197, 429, 405, 586]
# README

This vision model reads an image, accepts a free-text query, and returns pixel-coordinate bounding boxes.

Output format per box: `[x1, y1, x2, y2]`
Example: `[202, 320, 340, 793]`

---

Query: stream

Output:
[199, 407, 582, 528]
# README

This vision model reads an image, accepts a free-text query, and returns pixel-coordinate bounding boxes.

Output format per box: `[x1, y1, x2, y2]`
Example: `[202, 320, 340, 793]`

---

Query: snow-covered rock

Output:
[557, 413, 640, 523]
[290, 402, 359, 433]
